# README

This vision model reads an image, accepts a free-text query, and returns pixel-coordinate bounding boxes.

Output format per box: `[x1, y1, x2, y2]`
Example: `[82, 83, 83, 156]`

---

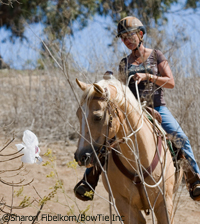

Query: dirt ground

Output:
[0, 137, 199, 224]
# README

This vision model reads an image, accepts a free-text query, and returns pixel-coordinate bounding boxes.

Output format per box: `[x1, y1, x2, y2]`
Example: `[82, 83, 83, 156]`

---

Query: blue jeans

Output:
[154, 106, 200, 174]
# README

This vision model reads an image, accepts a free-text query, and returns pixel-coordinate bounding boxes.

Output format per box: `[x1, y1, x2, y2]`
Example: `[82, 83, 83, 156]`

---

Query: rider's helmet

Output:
[117, 16, 145, 38]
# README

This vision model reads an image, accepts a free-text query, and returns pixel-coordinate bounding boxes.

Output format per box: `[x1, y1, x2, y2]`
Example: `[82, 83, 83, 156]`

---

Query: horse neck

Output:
[116, 100, 142, 137]
[116, 101, 156, 167]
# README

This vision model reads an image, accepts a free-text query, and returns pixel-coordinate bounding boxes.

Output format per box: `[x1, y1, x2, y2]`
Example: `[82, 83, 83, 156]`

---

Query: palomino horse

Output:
[74, 76, 176, 224]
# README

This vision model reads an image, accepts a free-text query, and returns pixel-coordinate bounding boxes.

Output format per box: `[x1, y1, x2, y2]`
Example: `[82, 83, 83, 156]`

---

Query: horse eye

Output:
[94, 115, 102, 121]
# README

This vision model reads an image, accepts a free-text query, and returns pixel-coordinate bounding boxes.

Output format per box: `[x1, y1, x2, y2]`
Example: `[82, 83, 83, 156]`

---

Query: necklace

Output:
[132, 48, 145, 65]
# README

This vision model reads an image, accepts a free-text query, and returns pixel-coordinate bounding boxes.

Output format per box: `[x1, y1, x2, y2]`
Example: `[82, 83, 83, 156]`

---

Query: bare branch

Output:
[0, 137, 15, 153]
[31, 203, 44, 224]
[0, 154, 23, 162]
[0, 177, 34, 187]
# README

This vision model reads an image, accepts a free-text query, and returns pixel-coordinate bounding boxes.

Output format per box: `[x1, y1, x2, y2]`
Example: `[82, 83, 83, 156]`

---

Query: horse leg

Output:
[115, 197, 146, 224]
[154, 196, 174, 224]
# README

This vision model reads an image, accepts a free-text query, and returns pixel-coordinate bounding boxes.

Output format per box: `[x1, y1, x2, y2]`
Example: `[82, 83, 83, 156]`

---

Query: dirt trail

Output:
[0, 138, 199, 224]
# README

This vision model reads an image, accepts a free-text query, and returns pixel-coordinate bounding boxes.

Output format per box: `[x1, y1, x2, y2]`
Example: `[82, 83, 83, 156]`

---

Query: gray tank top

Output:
[118, 49, 166, 107]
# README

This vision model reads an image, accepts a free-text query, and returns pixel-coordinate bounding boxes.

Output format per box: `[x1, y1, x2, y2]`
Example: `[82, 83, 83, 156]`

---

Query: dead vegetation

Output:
[0, 57, 199, 168]
[0, 23, 199, 223]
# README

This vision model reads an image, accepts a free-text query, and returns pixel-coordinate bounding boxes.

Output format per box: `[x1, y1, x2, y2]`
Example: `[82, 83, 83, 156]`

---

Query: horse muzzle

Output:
[74, 150, 94, 167]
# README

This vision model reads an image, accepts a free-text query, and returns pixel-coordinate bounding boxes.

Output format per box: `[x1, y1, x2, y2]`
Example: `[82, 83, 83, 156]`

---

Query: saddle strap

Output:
[112, 135, 162, 184]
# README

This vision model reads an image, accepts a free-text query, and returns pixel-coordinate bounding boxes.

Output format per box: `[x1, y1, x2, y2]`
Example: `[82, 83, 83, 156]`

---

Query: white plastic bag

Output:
[16, 130, 42, 164]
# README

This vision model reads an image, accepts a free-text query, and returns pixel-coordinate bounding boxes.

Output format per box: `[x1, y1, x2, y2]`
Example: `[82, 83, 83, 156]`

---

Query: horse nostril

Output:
[80, 155, 87, 164]
[74, 152, 92, 165]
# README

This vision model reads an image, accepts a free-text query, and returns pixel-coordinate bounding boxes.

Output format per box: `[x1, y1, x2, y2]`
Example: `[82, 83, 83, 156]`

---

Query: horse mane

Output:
[81, 77, 139, 111]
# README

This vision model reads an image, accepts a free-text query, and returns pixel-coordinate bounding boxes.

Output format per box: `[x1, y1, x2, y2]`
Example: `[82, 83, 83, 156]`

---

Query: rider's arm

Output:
[150, 60, 175, 89]
[134, 50, 175, 89]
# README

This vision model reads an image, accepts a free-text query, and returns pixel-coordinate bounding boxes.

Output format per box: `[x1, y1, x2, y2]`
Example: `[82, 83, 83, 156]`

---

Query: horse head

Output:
[74, 77, 121, 167]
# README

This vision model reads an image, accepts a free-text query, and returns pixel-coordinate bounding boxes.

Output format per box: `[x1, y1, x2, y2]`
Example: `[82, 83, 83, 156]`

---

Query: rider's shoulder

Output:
[145, 48, 153, 54]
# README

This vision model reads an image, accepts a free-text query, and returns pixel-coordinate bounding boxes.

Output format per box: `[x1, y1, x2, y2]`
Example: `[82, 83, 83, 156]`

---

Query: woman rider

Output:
[74, 16, 200, 201]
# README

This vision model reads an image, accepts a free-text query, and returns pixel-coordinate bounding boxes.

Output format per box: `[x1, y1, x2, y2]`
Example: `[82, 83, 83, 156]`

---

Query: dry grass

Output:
[0, 53, 200, 169]
[0, 69, 79, 142]
[165, 52, 200, 166]
[1, 55, 200, 174]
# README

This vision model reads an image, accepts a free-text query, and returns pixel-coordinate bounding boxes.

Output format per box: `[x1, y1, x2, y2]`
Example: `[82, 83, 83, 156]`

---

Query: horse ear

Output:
[93, 83, 104, 95]
[76, 79, 87, 91]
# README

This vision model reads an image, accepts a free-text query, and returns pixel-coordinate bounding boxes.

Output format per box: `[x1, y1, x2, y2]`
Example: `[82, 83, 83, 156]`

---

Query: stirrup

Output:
[74, 180, 94, 201]
[189, 181, 200, 201]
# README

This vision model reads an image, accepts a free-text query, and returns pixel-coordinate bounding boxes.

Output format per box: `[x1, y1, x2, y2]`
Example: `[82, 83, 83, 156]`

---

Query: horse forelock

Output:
[97, 78, 139, 109]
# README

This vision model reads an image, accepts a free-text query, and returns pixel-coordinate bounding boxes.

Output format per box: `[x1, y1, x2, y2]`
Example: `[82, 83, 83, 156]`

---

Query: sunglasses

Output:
[120, 32, 137, 40]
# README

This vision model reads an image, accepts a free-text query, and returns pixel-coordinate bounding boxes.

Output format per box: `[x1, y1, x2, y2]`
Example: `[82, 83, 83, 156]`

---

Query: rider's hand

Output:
[133, 73, 148, 84]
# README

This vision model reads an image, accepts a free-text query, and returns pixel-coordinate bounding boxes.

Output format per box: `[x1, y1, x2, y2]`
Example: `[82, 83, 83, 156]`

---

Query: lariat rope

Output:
[119, 75, 168, 189]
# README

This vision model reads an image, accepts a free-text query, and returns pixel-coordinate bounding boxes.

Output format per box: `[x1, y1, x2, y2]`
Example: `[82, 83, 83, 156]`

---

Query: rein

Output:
[111, 135, 162, 184]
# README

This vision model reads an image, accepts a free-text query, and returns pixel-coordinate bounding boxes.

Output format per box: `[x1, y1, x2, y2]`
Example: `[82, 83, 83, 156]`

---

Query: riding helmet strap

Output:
[133, 32, 143, 51]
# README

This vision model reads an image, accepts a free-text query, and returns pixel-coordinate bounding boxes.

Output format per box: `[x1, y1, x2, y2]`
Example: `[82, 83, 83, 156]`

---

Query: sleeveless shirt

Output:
[118, 49, 167, 107]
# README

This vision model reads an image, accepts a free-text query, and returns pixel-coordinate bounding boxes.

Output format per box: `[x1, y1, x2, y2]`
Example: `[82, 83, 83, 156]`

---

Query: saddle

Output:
[144, 106, 162, 124]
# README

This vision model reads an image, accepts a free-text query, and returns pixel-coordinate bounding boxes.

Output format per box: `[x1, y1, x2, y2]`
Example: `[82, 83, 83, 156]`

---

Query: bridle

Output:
[90, 87, 121, 160]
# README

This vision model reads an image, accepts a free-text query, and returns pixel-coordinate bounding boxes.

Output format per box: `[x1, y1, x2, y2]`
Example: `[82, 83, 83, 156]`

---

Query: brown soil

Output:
[0, 138, 199, 224]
